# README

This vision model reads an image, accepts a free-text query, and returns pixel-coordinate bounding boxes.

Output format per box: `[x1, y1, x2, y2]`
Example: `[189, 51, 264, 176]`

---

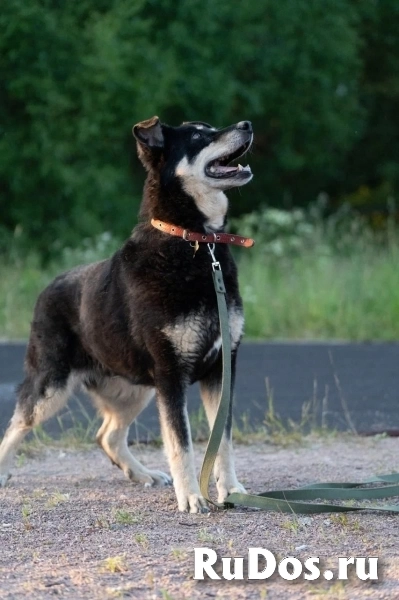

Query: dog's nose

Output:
[237, 121, 252, 132]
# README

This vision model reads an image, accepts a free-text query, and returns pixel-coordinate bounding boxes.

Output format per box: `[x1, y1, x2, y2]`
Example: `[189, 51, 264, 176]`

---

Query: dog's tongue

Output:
[209, 162, 252, 176]
[216, 165, 238, 173]
[210, 164, 238, 175]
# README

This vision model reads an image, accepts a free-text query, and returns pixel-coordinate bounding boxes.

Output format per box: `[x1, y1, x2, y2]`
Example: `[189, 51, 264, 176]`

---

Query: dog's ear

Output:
[133, 116, 164, 171]
[133, 116, 164, 148]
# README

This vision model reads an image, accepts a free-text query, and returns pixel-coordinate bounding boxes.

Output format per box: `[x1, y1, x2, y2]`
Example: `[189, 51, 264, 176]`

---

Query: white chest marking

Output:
[162, 314, 205, 359]
[162, 307, 244, 363]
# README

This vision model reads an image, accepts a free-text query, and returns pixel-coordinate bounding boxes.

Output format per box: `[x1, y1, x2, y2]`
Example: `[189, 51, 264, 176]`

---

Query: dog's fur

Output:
[0, 116, 254, 512]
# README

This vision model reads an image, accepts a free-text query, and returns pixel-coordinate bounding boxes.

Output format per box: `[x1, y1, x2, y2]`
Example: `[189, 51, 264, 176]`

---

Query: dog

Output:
[0, 116, 254, 513]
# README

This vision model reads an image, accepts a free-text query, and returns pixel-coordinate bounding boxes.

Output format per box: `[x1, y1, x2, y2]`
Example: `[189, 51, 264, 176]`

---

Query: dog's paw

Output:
[217, 479, 247, 504]
[0, 473, 11, 488]
[178, 493, 210, 514]
[127, 468, 172, 487]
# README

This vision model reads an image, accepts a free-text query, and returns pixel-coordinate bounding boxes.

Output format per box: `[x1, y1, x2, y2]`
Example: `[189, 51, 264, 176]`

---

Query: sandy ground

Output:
[1, 435, 399, 600]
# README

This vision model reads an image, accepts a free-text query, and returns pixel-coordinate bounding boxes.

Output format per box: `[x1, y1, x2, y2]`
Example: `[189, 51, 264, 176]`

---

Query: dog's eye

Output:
[191, 132, 201, 140]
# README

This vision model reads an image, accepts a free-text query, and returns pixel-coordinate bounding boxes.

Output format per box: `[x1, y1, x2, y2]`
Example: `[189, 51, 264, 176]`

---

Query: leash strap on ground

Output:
[199, 262, 399, 514]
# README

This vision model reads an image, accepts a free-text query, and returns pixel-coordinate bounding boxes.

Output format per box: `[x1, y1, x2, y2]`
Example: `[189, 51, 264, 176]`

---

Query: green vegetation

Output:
[1, 0, 399, 255]
[2, 206, 399, 341]
[240, 248, 399, 341]
[113, 509, 141, 525]
[234, 205, 399, 340]
[1, 1, 398, 342]
[0, 233, 119, 339]
[102, 555, 127, 574]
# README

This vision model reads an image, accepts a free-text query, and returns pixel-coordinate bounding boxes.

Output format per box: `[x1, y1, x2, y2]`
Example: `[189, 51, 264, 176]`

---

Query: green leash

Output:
[199, 250, 399, 514]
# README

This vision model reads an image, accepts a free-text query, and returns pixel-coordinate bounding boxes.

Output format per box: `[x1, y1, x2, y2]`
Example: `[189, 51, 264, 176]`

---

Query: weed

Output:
[198, 528, 217, 543]
[330, 513, 362, 532]
[170, 548, 186, 561]
[32, 489, 46, 499]
[160, 591, 176, 600]
[54, 397, 101, 446]
[18, 435, 50, 458]
[102, 555, 127, 574]
[281, 516, 301, 534]
[94, 515, 110, 529]
[114, 509, 140, 525]
[18, 400, 100, 456]
[46, 491, 70, 508]
[105, 588, 124, 598]
[310, 580, 346, 598]
[145, 571, 155, 587]
[134, 533, 149, 548]
[330, 514, 349, 528]
[21, 503, 34, 530]
[105, 586, 136, 599]
[21, 504, 31, 519]
[373, 432, 389, 440]
[189, 406, 209, 442]
[16, 453, 27, 468]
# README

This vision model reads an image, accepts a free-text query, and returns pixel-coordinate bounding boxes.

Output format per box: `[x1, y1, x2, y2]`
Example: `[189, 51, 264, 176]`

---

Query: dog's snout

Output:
[236, 121, 252, 132]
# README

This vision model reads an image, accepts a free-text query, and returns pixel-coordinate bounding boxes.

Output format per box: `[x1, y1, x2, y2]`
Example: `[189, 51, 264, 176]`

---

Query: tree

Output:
[1, 0, 395, 255]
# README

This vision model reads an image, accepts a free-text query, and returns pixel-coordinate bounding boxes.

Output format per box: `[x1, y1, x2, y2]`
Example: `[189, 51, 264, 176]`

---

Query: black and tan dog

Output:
[0, 117, 254, 512]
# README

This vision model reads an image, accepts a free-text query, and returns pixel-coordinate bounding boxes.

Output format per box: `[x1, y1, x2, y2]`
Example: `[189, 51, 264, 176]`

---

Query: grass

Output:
[2, 207, 399, 340]
[232, 204, 399, 340]
[0, 232, 118, 339]
[45, 491, 70, 508]
[21, 401, 102, 452]
[16, 397, 101, 457]
[231, 376, 340, 446]
[198, 528, 219, 543]
[114, 509, 141, 525]
[0, 258, 53, 339]
[11, 382, 339, 460]
[170, 549, 186, 561]
[134, 533, 149, 548]
[281, 516, 301, 534]
[21, 502, 34, 530]
[160, 591, 176, 600]
[186, 394, 324, 446]
[102, 555, 127, 574]
[238, 245, 399, 340]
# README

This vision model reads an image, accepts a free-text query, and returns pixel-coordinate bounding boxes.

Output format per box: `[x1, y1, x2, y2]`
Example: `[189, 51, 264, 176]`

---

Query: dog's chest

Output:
[162, 306, 244, 367]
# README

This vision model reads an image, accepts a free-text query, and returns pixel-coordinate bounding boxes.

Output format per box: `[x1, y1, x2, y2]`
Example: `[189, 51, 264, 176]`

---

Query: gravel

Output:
[1, 435, 399, 599]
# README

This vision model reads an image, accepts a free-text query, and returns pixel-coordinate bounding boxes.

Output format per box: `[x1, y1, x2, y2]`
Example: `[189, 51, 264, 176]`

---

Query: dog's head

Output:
[133, 116, 253, 189]
[132, 117, 253, 229]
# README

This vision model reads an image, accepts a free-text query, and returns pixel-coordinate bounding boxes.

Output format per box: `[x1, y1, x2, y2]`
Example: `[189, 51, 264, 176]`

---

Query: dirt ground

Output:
[1, 435, 399, 600]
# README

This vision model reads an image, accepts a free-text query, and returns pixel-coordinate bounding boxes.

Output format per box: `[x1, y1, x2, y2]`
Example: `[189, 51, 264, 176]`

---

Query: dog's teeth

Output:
[237, 164, 243, 171]
[243, 165, 252, 172]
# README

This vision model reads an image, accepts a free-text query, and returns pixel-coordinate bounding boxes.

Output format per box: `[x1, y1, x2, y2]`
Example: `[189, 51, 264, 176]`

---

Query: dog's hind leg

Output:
[199, 351, 247, 503]
[87, 379, 171, 487]
[0, 374, 72, 486]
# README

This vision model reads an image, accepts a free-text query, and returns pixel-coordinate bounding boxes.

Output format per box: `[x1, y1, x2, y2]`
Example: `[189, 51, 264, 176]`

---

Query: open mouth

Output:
[205, 140, 252, 179]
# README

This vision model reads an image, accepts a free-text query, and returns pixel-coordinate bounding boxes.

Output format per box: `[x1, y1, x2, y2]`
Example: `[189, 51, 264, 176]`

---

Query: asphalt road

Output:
[1, 341, 399, 438]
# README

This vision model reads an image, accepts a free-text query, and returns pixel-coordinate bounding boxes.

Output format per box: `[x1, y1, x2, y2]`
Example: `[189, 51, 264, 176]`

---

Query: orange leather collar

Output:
[150, 218, 255, 248]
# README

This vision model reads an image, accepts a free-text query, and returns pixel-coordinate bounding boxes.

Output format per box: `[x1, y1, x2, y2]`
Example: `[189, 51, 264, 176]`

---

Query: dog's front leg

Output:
[156, 376, 208, 513]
